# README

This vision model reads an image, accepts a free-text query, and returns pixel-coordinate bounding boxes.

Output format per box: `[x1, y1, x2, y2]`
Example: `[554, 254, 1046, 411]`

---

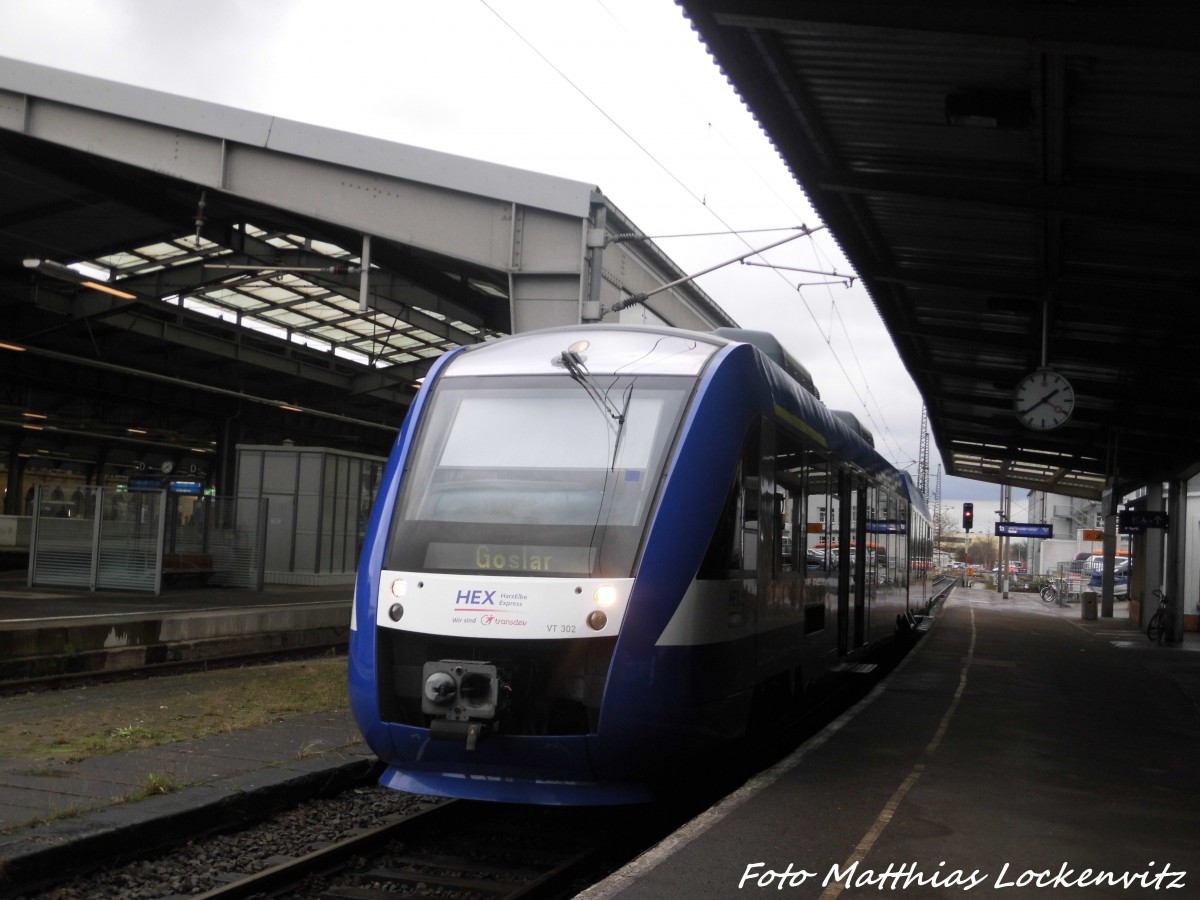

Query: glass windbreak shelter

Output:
[27, 482, 266, 594]
[236, 445, 385, 585]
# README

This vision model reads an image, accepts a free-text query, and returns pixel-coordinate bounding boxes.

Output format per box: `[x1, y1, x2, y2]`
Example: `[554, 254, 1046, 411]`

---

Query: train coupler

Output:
[430, 719, 487, 749]
[422, 660, 499, 750]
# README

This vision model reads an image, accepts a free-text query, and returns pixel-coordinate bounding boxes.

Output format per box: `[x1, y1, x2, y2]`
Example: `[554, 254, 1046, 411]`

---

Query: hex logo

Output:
[455, 589, 496, 607]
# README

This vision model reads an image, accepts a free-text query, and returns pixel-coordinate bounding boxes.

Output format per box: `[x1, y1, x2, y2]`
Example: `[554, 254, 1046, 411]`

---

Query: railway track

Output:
[191, 798, 648, 900]
[187, 615, 947, 900]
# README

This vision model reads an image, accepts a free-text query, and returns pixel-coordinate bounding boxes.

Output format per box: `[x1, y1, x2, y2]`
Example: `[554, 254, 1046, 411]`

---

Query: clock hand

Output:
[1019, 387, 1060, 416]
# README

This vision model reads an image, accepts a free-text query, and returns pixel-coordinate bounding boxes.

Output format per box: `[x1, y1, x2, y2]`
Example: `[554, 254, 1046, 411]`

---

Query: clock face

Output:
[160, 460, 175, 474]
[1014, 369, 1075, 430]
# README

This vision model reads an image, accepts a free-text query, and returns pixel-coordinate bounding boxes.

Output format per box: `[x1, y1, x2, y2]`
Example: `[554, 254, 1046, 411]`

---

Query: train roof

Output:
[437, 324, 919, 508]
[900, 472, 934, 525]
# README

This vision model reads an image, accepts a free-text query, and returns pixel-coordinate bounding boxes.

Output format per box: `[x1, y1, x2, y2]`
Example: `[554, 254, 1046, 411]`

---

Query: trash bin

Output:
[1081, 590, 1098, 621]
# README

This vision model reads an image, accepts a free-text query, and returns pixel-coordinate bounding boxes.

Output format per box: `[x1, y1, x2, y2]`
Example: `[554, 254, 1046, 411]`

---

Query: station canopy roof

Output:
[681, 1, 1200, 499]
[2, 135, 496, 468]
[0, 57, 730, 479]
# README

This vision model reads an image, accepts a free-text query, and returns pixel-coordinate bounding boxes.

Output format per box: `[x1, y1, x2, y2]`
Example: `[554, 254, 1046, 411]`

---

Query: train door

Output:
[692, 422, 760, 697]
[836, 471, 855, 651]
[758, 423, 811, 682]
[863, 483, 881, 639]
[804, 451, 839, 653]
[853, 477, 871, 647]
[870, 487, 908, 640]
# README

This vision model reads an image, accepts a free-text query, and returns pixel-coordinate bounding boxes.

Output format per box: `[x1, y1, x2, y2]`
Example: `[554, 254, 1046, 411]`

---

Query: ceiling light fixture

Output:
[23, 258, 137, 300]
[81, 280, 137, 300]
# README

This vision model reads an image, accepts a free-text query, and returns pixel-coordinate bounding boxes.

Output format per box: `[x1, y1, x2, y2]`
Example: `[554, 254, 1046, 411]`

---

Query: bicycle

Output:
[1039, 575, 1066, 604]
[1146, 589, 1169, 644]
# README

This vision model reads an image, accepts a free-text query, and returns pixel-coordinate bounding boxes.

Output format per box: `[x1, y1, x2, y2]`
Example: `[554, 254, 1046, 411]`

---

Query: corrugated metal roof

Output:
[681, 0, 1200, 498]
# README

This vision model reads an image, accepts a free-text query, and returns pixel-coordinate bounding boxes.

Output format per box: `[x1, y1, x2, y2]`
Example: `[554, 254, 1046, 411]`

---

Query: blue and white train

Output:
[348, 325, 934, 805]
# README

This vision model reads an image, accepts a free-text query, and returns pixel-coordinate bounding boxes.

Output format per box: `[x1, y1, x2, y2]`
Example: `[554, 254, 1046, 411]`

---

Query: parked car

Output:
[1085, 553, 1131, 574]
[1085, 556, 1131, 596]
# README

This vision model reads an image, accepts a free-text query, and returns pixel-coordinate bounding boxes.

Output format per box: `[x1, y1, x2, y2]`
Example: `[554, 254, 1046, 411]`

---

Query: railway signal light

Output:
[962, 502, 974, 531]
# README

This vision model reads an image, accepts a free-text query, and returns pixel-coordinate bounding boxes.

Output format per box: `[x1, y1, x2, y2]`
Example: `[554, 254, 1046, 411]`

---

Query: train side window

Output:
[697, 464, 741, 578]
[739, 426, 761, 573]
[697, 425, 759, 579]
[805, 452, 835, 572]
[773, 430, 805, 575]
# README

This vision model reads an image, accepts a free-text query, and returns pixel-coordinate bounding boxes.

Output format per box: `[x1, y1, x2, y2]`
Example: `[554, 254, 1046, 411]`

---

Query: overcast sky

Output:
[0, 0, 1006, 522]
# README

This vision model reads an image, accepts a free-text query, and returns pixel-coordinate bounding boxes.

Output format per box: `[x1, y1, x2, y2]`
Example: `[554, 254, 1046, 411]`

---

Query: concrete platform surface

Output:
[0, 704, 373, 892]
[581, 584, 1200, 899]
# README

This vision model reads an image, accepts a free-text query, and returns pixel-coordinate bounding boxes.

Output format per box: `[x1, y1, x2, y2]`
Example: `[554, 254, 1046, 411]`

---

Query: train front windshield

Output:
[385, 374, 693, 578]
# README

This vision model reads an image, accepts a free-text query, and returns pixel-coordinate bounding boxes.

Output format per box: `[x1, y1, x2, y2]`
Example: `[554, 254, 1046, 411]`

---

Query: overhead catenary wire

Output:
[610, 228, 819, 312]
[483, 0, 918, 469]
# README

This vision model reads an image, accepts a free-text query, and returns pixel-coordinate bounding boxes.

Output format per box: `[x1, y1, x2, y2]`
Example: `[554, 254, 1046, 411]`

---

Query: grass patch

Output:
[120, 771, 179, 801]
[0, 656, 350, 762]
[1, 802, 92, 835]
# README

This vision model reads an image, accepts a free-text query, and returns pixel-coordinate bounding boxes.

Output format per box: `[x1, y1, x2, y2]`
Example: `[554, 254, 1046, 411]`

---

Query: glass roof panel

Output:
[96, 250, 148, 270]
[136, 241, 189, 261]
[239, 283, 302, 303]
[92, 219, 491, 379]
[199, 289, 268, 311]
[313, 325, 358, 343]
[309, 239, 353, 257]
[290, 302, 343, 321]
[261, 309, 317, 328]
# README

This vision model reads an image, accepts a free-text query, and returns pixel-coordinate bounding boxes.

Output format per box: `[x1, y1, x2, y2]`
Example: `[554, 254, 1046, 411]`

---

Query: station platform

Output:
[3, 582, 1198, 896]
[0, 570, 352, 682]
[0, 703, 375, 893]
[582, 583, 1200, 898]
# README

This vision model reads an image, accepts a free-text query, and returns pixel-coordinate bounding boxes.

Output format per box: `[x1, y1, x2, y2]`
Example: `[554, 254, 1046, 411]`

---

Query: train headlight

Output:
[587, 610, 608, 631]
[388, 603, 403, 621]
[389, 577, 407, 599]
[593, 584, 618, 607]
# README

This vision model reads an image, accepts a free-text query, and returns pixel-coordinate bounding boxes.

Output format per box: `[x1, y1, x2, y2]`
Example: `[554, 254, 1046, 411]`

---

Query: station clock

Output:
[1013, 369, 1075, 431]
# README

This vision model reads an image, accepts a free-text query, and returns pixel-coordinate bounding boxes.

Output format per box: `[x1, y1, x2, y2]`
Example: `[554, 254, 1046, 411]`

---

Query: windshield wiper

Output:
[559, 350, 634, 472]
[559, 350, 625, 426]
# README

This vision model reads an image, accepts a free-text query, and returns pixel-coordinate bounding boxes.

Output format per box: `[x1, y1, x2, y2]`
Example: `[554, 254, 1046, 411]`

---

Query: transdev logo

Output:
[481, 614, 527, 627]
